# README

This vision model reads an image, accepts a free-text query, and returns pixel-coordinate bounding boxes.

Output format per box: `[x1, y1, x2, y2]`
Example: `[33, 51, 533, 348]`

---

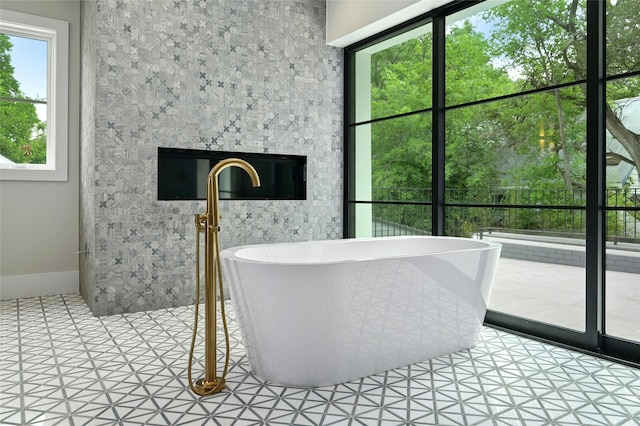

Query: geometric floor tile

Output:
[1, 293, 639, 426]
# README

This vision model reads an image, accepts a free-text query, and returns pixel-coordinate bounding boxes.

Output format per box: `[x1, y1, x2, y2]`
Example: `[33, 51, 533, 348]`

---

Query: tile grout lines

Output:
[17, 299, 26, 426]
[1, 293, 639, 426]
[39, 296, 74, 425]
[61, 294, 121, 425]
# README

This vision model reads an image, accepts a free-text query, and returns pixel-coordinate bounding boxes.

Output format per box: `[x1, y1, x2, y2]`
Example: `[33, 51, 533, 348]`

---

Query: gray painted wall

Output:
[80, 0, 343, 315]
[0, 1, 80, 296]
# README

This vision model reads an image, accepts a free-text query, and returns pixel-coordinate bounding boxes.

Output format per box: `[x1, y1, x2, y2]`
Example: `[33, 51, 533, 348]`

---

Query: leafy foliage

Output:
[366, 0, 639, 239]
[370, 34, 433, 193]
[0, 33, 47, 164]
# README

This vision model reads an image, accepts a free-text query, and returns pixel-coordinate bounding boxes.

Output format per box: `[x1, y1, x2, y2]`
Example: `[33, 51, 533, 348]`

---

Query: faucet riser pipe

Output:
[188, 158, 260, 396]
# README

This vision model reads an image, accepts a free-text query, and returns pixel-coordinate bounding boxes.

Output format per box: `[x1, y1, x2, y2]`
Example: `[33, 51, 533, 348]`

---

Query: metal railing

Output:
[369, 187, 640, 242]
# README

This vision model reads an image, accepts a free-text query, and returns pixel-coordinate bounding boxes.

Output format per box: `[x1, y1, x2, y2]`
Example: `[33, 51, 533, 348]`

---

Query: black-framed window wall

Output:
[344, 0, 640, 366]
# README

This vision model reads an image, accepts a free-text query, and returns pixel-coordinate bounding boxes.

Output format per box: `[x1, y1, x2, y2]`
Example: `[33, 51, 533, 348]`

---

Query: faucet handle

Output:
[195, 213, 207, 230]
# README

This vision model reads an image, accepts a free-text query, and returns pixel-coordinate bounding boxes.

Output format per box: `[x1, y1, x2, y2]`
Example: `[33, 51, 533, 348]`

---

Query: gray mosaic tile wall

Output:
[79, 0, 343, 316]
[79, 0, 97, 310]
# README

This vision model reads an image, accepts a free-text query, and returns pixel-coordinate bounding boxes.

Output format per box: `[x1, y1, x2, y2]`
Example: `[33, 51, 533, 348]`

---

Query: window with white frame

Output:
[0, 10, 68, 181]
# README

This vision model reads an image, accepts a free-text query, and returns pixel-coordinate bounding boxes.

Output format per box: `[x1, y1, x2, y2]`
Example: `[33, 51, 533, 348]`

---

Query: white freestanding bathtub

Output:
[220, 236, 501, 387]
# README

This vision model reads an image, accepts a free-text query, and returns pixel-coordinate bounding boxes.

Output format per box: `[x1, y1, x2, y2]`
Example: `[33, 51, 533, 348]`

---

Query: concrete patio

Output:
[488, 241, 640, 343]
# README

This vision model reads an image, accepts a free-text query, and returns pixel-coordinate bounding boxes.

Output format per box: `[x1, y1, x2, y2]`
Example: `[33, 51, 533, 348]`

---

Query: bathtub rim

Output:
[220, 235, 502, 266]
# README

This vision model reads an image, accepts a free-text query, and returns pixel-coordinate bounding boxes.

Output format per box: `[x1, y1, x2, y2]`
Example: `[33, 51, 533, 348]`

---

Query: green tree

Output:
[370, 33, 433, 194]
[0, 33, 46, 164]
[369, 23, 516, 197]
[485, 0, 640, 183]
[444, 22, 517, 197]
[364, 0, 639, 237]
[496, 86, 587, 192]
[605, 0, 640, 175]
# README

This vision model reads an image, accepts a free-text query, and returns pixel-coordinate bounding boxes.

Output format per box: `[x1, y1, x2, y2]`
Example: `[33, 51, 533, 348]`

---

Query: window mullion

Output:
[585, 0, 606, 350]
[431, 15, 445, 236]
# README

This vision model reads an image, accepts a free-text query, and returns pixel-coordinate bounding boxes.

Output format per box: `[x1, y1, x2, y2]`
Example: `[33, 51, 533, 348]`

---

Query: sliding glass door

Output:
[443, 1, 590, 333]
[345, 0, 640, 365]
[604, 0, 640, 349]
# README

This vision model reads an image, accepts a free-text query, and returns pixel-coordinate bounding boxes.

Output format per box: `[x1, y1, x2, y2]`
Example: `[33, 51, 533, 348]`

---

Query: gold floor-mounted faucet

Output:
[188, 158, 260, 396]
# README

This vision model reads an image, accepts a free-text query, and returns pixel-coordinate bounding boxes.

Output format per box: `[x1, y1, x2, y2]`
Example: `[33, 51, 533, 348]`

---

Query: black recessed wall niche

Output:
[158, 147, 307, 200]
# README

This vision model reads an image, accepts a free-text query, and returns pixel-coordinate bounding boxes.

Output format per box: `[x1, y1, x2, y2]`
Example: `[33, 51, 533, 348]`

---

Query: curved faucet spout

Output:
[189, 157, 261, 396]
[207, 158, 261, 229]
[210, 158, 261, 186]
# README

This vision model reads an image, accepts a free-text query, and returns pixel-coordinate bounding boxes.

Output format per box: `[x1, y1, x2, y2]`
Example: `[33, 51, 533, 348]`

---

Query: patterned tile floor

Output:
[1, 293, 639, 426]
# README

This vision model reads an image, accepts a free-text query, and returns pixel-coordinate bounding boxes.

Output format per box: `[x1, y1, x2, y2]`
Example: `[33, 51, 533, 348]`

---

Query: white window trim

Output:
[0, 10, 68, 181]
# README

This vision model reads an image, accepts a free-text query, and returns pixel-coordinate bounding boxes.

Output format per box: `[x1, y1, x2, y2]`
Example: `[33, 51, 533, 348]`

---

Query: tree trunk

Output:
[553, 88, 573, 189]
[605, 101, 640, 177]
[551, 0, 640, 181]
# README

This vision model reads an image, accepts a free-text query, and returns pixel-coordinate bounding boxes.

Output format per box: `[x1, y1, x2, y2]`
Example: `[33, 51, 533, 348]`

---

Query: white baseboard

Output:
[0, 271, 79, 300]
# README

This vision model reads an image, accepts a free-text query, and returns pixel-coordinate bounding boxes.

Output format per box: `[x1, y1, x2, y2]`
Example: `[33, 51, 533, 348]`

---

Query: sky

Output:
[7, 34, 47, 99]
[7, 34, 48, 120]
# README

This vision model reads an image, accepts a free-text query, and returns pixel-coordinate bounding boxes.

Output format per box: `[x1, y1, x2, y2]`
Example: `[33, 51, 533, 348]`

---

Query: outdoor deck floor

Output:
[490, 256, 640, 342]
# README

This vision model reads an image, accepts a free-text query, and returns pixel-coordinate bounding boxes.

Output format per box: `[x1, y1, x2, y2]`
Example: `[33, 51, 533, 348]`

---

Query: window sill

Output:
[0, 164, 68, 181]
